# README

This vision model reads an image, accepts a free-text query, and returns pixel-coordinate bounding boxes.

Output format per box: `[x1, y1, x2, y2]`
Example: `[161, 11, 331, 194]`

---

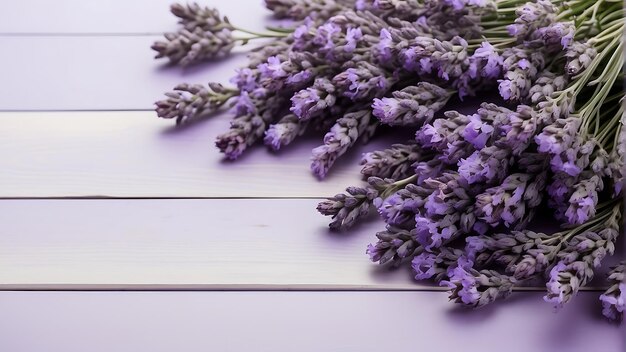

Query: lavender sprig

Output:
[600, 262, 626, 322]
[372, 83, 453, 126]
[155, 83, 238, 124]
[311, 109, 375, 178]
[360, 142, 426, 179]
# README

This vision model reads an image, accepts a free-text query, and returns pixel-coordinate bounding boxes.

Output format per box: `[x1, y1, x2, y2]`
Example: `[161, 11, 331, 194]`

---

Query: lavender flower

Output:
[317, 185, 379, 229]
[230, 68, 258, 93]
[457, 41, 503, 97]
[600, 262, 626, 322]
[475, 171, 547, 229]
[416, 111, 475, 164]
[372, 83, 453, 126]
[264, 114, 308, 151]
[265, 0, 347, 20]
[412, 247, 464, 282]
[441, 257, 517, 308]
[414, 173, 476, 249]
[360, 142, 426, 179]
[170, 3, 230, 31]
[311, 109, 374, 178]
[565, 174, 603, 225]
[215, 95, 286, 159]
[333, 62, 393, 101]
[430, 36, 469, 81]
[367, 226, 421, 266]
[528, 72, 568, 104]
[506, 0, 557, 40]
[546, 206, 621, 309]
[152, 27, 235, 66]
[246, 39, 291, 69]
[458, 146, 510, 185]
[290, 78, 337, 120]
[377, 183, 431, 228]
[535, 116, 582, 155]
[465, 230, 559, 280]
[498, 47, 544, 101]
[565, 41, 597, 76]
[537, 21, 575, 49]
[155, 83, 237, 124]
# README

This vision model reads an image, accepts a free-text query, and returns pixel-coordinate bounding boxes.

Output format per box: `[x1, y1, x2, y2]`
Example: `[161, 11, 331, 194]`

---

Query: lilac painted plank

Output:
[0, 0, 271, 34]
[0, 111, 410, 198]
[0, 199, 415, 289]
[0, 291, 623, 352]
[0, 36, 256, 110]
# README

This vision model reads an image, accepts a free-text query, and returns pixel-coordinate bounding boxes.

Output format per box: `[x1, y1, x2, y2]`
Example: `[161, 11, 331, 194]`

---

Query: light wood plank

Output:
[0, 291, 622, 352]
[0, 111, 409, 198]
[0, 199, 619, 290]
[0, 199, 414, 289]
[0, 36, 257, 110]
[0, 0, 271, 34]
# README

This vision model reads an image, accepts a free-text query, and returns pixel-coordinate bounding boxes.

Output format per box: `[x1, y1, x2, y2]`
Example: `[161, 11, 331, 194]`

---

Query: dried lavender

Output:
[600, 262, 626, 322]
[155, 83, 238, 124]
[311, 109, 375, 178]
[372, 83, 453, 126]
[360, 142, 426, 179]
[154, 0, 626, 319]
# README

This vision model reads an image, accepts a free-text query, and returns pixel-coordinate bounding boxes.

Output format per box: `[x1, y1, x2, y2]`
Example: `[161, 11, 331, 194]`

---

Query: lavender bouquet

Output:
[153, 0, 626, 321]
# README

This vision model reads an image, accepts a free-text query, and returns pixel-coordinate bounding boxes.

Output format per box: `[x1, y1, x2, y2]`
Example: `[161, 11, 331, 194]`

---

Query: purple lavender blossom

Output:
[498, 47, 544, 102]
[230, 68, 258, 92]
[345, 27, 363, 52]
[600, 283, 626, 322]
[372, 83, 452, 126]
[599, 262, 625, 321]
[290, 78, 337, 120]
[441, 257, 517, 307]
[458, 147, 510, 185]
[564, 174, 602, 225]
[258, 56, 288, 81]
[565, 41, 597, 76]
[376, 28, 394, 64]
[333, 62, 392, 101]
[234, 91, 256, 116]
[412, 252, 439, 280]
[366, 227, 420, 266]
[544, 261, 569, 309]
[264, 114, 308, 151]
[311, 109, 373, 178]
[463, 114, 494, 149]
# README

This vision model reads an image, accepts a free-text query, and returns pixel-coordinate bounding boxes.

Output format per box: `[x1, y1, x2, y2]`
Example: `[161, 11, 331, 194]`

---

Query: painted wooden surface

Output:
[1, 0, 624, 350]
[0, 199, 410, 290]
[0, 199, 620, 290]
[0, 291, 623, 352]
[0, 36, 253, 110]
[0, 0, 271, 34]
[0, 111, 413, 198]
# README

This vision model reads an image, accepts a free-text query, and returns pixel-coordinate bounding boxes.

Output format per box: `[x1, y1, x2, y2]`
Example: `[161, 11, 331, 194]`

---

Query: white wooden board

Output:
[0, 199, 619, 290]
[0, 199, 413, 289]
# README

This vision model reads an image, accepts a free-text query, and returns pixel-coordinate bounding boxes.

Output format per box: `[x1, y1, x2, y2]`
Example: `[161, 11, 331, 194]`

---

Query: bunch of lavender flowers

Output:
[153, 0, 626, 319]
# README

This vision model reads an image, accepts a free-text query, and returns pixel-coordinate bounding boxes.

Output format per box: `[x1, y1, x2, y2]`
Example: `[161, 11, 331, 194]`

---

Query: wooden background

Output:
[0, 1, 624, 351]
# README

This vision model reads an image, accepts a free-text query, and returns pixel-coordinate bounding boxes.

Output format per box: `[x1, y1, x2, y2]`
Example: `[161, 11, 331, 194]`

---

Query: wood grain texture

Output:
[1, 291, 623, 352]
[0, 111, 411, 198]
[0, 199, 414, 289]
[0, 0, 271, 34]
